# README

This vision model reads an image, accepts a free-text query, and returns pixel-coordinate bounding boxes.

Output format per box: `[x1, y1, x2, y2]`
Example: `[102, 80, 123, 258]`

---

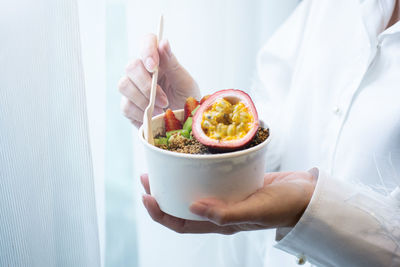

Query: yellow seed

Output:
[231, 113, 239, 123]
[202, 120, 212, 128]
[236, 122, 244, 132]
[216, 133, 222, 139]
[217, 123, 228, 136]
[227, 124, 236, 136]
[240, 112, 249, 122]
[201, 100, 253, 141]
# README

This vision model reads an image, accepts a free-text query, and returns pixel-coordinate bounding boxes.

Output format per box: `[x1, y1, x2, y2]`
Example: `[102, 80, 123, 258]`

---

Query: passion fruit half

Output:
[192, 89, 259, 151]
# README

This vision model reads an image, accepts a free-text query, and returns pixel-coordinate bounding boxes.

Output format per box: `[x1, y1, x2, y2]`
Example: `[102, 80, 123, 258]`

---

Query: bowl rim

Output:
[139, 109, 271, 159]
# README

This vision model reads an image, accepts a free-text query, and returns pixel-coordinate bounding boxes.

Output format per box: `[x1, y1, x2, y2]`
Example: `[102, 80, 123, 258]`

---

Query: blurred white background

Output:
[1, 0, 299, 266]
[83, 0, 299, 266]
[81, 0, 300, 266]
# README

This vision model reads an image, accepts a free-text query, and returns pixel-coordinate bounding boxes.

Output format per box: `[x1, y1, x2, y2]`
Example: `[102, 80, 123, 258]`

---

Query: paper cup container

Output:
[139, 109, 270, 220]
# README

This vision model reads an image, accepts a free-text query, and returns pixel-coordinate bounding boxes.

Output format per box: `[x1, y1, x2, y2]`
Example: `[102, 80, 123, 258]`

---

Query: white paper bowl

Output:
[139, 109, 270, 220]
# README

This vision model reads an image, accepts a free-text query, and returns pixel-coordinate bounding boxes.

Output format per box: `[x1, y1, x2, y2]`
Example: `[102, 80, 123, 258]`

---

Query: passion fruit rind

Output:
[192, 89, 259, 151]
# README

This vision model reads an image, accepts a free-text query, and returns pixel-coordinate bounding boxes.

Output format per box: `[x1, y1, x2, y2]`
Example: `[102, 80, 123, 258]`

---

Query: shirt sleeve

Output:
[275, 170, 400, 267]
[251, 0, 313, 172]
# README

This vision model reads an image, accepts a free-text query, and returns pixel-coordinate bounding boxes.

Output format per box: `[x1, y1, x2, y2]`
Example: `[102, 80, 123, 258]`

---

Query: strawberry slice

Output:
[184, 97, 199, 122]
[164, 109, 182, 132]
[199, 95, 210, 105]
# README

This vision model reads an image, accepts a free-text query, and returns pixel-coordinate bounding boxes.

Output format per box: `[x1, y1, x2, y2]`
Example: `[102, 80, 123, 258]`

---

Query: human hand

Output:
[119, 34, 201, 128]
[140, 170, 317, 234]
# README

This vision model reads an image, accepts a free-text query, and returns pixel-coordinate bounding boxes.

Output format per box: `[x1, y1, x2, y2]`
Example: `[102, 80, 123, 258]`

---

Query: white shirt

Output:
[254, 0, 400, 266]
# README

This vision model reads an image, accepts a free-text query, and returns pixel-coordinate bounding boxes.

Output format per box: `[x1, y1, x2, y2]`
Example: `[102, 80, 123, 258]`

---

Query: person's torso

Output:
[278, 0, 400, 191]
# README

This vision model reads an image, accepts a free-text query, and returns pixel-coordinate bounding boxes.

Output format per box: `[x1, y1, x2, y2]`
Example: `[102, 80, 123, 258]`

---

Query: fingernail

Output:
[165, 40, 172, 57]
[156, 92, 169, 108]
[140, 175, 145, 185]
[156, 97, 169, 108]
[145, 57, 156, 72]
[190, 202, 208, 216]
[308, 167, 319, 180]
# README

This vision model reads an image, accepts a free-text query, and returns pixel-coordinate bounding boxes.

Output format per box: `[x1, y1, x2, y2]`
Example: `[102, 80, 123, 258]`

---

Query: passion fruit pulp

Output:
[192, 89, 259, 151]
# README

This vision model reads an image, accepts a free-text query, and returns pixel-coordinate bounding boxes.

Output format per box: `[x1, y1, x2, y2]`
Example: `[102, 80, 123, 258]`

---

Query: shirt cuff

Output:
[274, 170, 353, 266]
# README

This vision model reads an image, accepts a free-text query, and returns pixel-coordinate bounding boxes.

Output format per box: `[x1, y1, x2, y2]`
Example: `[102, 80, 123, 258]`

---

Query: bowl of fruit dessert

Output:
[139, 89, 270, 220]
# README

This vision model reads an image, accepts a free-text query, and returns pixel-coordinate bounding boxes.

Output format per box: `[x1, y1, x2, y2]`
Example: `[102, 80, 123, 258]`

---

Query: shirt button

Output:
[332, 106, 340, 115]
[296, 254, 307, 265]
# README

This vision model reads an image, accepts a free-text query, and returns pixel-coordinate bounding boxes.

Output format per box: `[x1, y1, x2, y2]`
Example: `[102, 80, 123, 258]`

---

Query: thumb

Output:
[190, 193, 269, 226]
[158, 39, 180, 72]
[140, 34, 160, 73]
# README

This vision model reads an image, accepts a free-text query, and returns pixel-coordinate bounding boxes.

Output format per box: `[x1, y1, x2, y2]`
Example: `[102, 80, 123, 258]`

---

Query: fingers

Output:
[120, 96, 164, 124]
[140, 33, 180, 71]
[190, 171, 316, 228]
[190, 199, 237, 226]
[263, 171, 295, 185]
[129, 119, 142, 128]
[121, 97, 144, 122]
[158, 39, 179, 73]
[140, 174, 151, 194]
[308, 167, 319, 181]
[190, 193, 272, 226]
[142, 194, 238, 235]
[118, 76, 149, 111]
[140, 35, 179, 73]
[142, 194, 187, 233]
[158, 39, 172, 60]
[119, 59, 168, 127]
[119, 36, 184, 126]
[124, 60, 169, 108]
[264, 171, 315, 185]
[140, 174, 237, 234]
[140, 34, 159, 73]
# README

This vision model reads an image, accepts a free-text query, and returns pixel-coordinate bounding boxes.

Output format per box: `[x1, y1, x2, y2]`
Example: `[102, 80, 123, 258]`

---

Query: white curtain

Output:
[0, 0, 101, 266]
